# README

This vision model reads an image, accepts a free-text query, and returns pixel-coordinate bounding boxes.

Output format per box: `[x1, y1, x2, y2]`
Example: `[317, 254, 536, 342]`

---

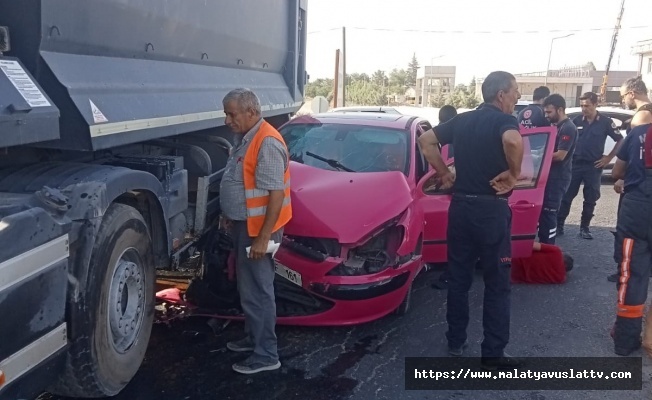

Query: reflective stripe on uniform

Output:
[617, 238, 634, 305]
[245, 188, 269, 198]
[247, 197, 292, 217]
[245, 180, 291, 200]
[617, 304, 645, 318]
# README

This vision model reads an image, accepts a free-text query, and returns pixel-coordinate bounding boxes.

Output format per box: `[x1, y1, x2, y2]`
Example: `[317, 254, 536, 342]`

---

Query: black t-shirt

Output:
[549, 118, 578, 181]
[517, 104, 549, 129]
[616, 123, 651, 193]
[571, 112, 623, 162]
[435, 104, 519, 196]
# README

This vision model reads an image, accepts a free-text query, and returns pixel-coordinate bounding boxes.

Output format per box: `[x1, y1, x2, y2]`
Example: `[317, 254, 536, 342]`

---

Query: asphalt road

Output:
[41, 184, 652, 400]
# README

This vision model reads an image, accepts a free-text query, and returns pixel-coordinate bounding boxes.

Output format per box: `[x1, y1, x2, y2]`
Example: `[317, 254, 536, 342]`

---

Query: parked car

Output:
[159, 113, 557, 325]
[252, 113, 556, 326]
[565, 106, 634, 176]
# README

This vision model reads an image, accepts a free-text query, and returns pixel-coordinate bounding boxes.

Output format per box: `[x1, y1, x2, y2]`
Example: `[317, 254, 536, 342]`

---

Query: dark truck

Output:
[0, 1, 307, 398]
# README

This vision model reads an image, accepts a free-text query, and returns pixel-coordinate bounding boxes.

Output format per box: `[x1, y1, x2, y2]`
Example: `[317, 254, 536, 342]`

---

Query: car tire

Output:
[51, 203, 155, 397]
[395, 281, 413, 316]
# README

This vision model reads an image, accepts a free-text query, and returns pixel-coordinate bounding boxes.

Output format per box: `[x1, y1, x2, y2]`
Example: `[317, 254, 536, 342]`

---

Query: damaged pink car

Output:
[160, 113, 557, 326]
[268, 113, 557, 325]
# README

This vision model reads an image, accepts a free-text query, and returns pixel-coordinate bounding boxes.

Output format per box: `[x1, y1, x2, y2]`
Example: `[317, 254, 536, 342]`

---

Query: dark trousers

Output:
[538, 178, 570, 244]
[232, 221, 283, 363]
[558, 160, 602, 228]
[613, 181, 652, 353]
[446, 195, 512, 358]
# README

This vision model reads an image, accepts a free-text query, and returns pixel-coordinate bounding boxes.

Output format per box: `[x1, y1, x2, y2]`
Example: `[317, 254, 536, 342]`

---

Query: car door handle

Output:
[511, 201, 535, 210]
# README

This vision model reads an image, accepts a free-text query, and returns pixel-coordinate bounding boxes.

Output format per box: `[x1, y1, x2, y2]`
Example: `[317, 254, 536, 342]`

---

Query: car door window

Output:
[421, 133, 548, 195]
[415, 132, 429, 182]
[515, 133, 548, 189]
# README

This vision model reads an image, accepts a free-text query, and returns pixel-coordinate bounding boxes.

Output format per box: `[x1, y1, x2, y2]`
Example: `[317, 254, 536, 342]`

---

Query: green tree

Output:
[305, 78, 333, 99]
[429, 92, 446, 108]
[407, 53, 419, 87]
[346, 80, 384, 106]
[468, 76, 476, 97]
[372, 70, 388, 86]
[348, 73, 370, 84]
[388, 68, 409, 95]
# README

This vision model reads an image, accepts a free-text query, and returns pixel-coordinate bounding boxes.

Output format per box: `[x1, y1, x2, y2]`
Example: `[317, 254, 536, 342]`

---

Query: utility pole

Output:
[342, 26, 346, 107]
[333, 49, 340, 108]
[600, 0, 626, 104]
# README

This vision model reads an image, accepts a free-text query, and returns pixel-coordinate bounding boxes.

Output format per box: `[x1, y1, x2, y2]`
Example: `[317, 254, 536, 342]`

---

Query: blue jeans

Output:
[232, 221, 282, 363]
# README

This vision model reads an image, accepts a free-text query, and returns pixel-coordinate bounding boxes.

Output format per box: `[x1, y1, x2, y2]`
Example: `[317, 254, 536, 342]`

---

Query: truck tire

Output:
[52, 204, 155, 397]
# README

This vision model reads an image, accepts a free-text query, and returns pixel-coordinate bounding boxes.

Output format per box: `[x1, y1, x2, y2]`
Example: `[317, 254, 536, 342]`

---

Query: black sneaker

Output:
[607, 272, 619, 283]
[579, 227, 593, 240]
[481, 353, 523, 371]
[614, 342, 641, 357]
[448, 341, 469, 357]
[557, 224, 565, 236]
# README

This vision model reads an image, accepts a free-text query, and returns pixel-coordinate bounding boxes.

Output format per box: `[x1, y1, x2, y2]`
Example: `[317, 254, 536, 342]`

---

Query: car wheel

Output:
[51, 203, 155, 397]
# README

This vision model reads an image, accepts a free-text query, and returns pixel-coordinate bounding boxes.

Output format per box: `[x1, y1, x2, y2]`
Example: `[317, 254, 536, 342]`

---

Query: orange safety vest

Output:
[243, 120, 292, 237]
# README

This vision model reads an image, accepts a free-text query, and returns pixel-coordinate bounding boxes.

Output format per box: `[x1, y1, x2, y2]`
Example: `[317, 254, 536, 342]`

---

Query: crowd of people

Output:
[217, 73, 652, 374]
[420, 72, 652, 367]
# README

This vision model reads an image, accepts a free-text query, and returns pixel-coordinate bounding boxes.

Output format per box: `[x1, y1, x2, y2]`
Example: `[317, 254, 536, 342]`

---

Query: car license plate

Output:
[274, 262, 303, 287]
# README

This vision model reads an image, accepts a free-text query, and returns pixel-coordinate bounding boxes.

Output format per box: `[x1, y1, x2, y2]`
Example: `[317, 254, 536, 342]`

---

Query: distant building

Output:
[476, 63, 637, 106]
[632, 39, 652, 98]
[416, 66, 456, 107]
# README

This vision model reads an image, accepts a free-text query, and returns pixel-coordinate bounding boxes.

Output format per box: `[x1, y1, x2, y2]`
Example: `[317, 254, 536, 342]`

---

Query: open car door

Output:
[416, 126, 557, 263]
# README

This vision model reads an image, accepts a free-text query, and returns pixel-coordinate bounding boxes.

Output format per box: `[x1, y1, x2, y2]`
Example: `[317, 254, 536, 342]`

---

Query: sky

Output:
[305, 0, 652, 85]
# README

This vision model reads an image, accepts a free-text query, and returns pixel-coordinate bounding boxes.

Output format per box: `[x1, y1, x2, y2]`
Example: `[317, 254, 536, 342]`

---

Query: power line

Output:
[308, 25, 652, 35]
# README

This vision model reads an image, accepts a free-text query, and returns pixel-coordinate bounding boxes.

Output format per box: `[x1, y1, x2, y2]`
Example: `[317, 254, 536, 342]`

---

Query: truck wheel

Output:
[53, 203, 155, 397]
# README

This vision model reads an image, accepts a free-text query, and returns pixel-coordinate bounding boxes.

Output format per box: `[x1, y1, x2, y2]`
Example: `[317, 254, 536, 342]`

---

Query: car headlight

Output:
[327, 224, 405, 276]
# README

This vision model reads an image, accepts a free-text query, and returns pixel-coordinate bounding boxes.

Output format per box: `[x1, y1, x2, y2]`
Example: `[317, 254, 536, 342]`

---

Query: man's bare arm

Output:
[608, 138, 624, 159]
[611, 159, 627, 181]
[418, 129, 449, 176]
[258, 190, 284, 240]
[552, 150, 569, 162]
[502, 129, 523, 178]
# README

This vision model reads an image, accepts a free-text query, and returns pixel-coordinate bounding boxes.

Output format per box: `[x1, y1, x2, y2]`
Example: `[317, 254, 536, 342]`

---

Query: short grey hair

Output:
[481, 71, 516, 103]
[622, 75, 648, 95]
[222, 88, 262, 116]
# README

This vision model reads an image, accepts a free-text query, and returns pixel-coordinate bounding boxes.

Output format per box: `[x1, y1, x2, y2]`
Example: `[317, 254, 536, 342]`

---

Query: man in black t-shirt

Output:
[418, 71, 524, 370]
[539, 94, 577, 244]
[557, 92, 623, 239]
[517, 86, 550, 129]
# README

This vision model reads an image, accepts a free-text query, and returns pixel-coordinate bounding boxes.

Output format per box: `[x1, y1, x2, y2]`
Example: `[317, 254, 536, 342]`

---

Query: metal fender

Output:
[396, 204, 424, 256]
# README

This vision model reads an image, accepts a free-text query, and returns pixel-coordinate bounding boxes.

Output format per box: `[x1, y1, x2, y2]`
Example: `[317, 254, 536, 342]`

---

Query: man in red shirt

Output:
[511, 242, 573, 284]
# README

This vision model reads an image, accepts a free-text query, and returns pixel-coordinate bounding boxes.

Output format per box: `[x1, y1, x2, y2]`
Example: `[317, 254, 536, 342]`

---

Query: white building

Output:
[416, 66, 456, 107]
[632, 39, 652, 97]
[476, 63, 635, 106]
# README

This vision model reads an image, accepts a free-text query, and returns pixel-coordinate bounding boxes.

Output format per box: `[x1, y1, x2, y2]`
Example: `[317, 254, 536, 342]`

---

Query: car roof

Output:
[330, 106, 401, 114]
[566, 106, 634, 116]
[290, 112, 419, 130]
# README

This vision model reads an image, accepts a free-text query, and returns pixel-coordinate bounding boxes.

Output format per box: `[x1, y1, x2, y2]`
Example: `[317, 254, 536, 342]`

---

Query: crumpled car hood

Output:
[285, 162, 413, 244]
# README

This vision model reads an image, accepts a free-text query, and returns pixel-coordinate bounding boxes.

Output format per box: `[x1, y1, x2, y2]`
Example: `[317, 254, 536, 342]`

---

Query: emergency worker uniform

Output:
[557, 112, 623, 233]
[612, 123, 652, 355]
[434, 104, 518, 358]
[538, 118, 577, 244]
[517, 104, 548, 129]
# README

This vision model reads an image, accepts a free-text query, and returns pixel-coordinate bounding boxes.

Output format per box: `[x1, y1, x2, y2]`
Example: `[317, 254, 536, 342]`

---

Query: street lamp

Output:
[545, 34, 574, 86]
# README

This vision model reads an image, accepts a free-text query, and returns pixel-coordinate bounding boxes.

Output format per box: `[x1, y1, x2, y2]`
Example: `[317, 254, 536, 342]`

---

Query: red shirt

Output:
[511, 243, 566, 284]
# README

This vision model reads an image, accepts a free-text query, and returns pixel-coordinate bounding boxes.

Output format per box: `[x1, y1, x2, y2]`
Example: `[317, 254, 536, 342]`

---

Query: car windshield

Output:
[279, 123, 410, 174]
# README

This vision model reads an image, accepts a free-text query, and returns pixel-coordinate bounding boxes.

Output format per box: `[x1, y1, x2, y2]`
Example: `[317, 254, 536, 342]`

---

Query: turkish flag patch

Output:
[561, 135, 571, 141]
